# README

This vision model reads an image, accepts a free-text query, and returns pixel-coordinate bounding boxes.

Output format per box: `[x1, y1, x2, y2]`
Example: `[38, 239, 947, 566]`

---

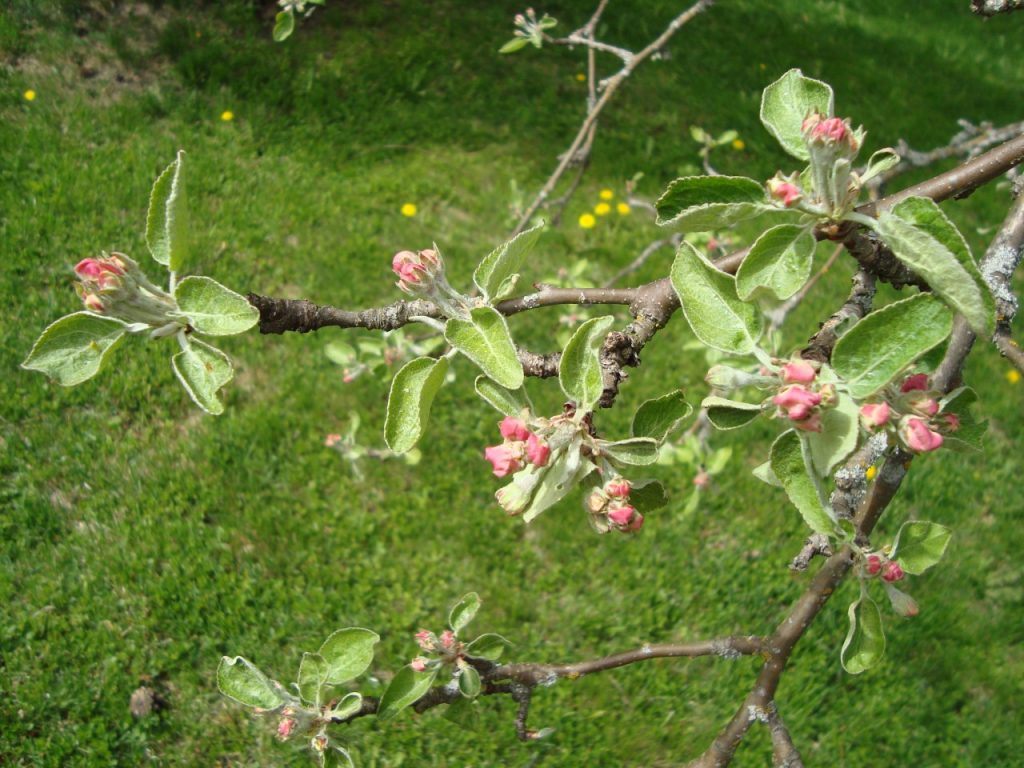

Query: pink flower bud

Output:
[900, 373, 929, 393]
[525, 432, 550, 467]
[786, 403, 813, 421]
[781, 360, 816, 384]
[801, 112, 822, 134]
[484, 443, 523, 477]
[772, 385, 822, 411]
[901, 417, 944, 453]
[625, 512, 645, 532]
[767, 177, 802, 207]
[605, 478, 632, 498]
[392, 248, 444, 295]
[74, 256, 124, 291]
[499, 416, 530, 442]
[693, 469, 710, 488]
[415, 630, 435, 651]
[410, 657, 429, 672]
[881, 561, 905, 583]
[440, 630, 456, 649]
[792, 412, 823, 432]
[277, 717, 296, 739]
[865, 554, 883, 575]
[586, 489, 608, 513]
[860, 402, 890, 429]
[942, 412, 961, 432]
[83, 293, 106, 313]
[324, 433, 342, 447]
[607, 504, 636, 527]
[909, 395, 939, 417]
[706, 238, 719, 252]
[810, 117, 847, 143]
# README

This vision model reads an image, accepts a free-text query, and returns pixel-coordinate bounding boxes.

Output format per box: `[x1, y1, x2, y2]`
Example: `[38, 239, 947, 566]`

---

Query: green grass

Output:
[2, 1, 1023, 766]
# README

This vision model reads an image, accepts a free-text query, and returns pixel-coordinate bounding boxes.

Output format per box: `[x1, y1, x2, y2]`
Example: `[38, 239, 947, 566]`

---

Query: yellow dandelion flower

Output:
[578, 213, 596, 229]
[616, 202, 631, 215]
[732, 138, 745, 150]
[594, 202, 611, 216]
[575, 73, 586, 82]
[24, 89, 36, 101]
[401, 203, 417, 217]
[599, 189, 614, 200]
[866, 465, 877, 481]
[1007, 369, 1021, 384]
[220, 110, 234, 122]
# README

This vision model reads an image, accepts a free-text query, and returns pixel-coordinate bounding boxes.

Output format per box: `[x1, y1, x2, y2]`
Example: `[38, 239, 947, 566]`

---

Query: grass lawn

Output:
[2, 1, 1023, 766]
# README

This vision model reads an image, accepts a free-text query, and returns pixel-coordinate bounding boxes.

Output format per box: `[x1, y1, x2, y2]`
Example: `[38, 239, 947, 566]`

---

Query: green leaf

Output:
[655, 175, 768, 230]
[297, 652, 329, 707]
[702, 395, 763, 430]
[448, 593, 481, 634]
[445, 307, 523, 390]
[499, 37, 529, 54]
[146, 150, 189, 271]
[474, 375, 533, 417]
[171, 337, 233, 415]
[629, 479, 669, 512]
[600, 437, 660, 466]
[273, 11, 295, 41]
[559, 315, 614, 411]
[832, 293, 953, 398]
[670, 242, 763, 355]
[861, 148, 900, 183]
[173, 276, 259, 336]
[473, 222, 543, 301]
[769, 430, 835, 535]
[465, 633, 511, 661]
[217, 656, 285, 709]
[458, 666, 481, 699]
[941, 387, 986, 451]
[752, 460, 782, 487]
[377, 665, 439, 720]
[735, 224, 816, 301]
[886, 196, 995, 337]
[841, 595, 886, 674]
[522, 436, 593, 523]
[891, 521, 952, 575]
[804, 391, 860, 474]
[631, 390, 692, 441]
[22, 312, 128, 386]
[384, 356, 449, 453]
[318, 628, 380, 685]
[760, 69, 834, 160]
[329, 692, 364, 721]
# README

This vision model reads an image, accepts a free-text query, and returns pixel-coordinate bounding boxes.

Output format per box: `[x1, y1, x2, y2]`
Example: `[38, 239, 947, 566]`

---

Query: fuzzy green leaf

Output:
[559, 315, 614, 411]
[464, 633, 511, 661]
[736, 224, 816, 301]
[384, 356, 449, 453]
[458, 666, 482, 699]
[297, 652, 329, 707]
[770, 430, 834, 535]
[171, 337, 233, 415]
[832, 293, 953, 399]
[702, 395, 763, 430]
[217, 656, 285, 709]
[804, 391, 860, 474]
[891, 521, 952, 575]
[656, 175, 769, 230]
[473, 222, 543, 301]
[22, 312, 128, 386]
[377, 665, 439, 720]
[449, 593, 481, 634]
[629, 479, 669, 512]
[146, 150, 189, 271]
[522, 436, 593, 523]
[671, 242, 763, 355]
[474, 375, 532, 417]
[445, 307, 523, 390]
[273, 10, 295, 42]
[174, 276, 259, 336]
[318, 628, 380, 685]
[631, 390, 692, 442]
[760, 69, 834, 160]
[841, 595, 886, 674]
[600, 437, 660, 466]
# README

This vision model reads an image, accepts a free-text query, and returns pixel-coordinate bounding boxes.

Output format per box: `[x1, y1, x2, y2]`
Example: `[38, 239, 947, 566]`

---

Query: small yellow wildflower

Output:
[594, 202, 611, 216]
[24, 89, 36, 101]
[732, 138, 745, 150]
[866, 465, 877, 481]
[575, 73, 586, 82]
[616, 202, 631, 215]
[220, 110, 234, 122]
[1007, 369, 1021, 384]
[578, 213, 596, 229]
[599, 189, 614, 201]
[401, 203, 417, 217]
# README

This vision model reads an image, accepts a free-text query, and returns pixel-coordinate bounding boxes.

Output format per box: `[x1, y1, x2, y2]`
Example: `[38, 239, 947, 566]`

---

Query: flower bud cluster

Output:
[74, 253, 180, 333]
[586, 477, 644, 534]
[858, 372, 960, 454]
[484, 416, 551, 478]
[390, 246, 473, 319]
[863, 552, 906, 584]
[410, 627, 464, 672]
[770, 359, 834, 432]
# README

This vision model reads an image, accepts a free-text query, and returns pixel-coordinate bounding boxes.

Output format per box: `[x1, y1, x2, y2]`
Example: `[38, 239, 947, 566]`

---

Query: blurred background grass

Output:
[1, 1, 1023, 765]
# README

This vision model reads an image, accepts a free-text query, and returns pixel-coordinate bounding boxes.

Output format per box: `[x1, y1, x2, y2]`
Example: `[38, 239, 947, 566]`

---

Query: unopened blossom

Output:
[791, 412, 823, 432]
[586, 489, 607, 513]
[605, 478, 631, 498]
[865, 554, 883, 575]
[499, 416, 530, 442]
[525, 432, 550, 467]
[908, 395, 939, 417]
[900, 373, 929, 393]
[415, 631, 436, 651]
[781, 360, 816, 384]
[324, 433, 342, 447]
[626, 512, 644, 532]
[607, 505, 635, 527]
[767, 176, 802, 207]
[75, 256, 125, 290]
[484, 443, 523, 477]
[860, 402, 891, 429]
[410, 657, 429, 672]
[277, 717, 297, 739]
[392, 248, 442, 293]
[942, 413, 961, 431]
[82, 293, 106, 313]
[773, 385, 821, 420]
[901, 417, 944, 453]
[881, 561, 905, 583]
[440, 630, 456, 649]
[693, 469, 710, 488]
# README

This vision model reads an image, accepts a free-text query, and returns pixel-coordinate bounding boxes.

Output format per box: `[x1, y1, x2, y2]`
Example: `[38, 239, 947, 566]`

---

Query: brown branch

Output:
[801, 269, 876, 363]
[765, 702, 804, 768]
